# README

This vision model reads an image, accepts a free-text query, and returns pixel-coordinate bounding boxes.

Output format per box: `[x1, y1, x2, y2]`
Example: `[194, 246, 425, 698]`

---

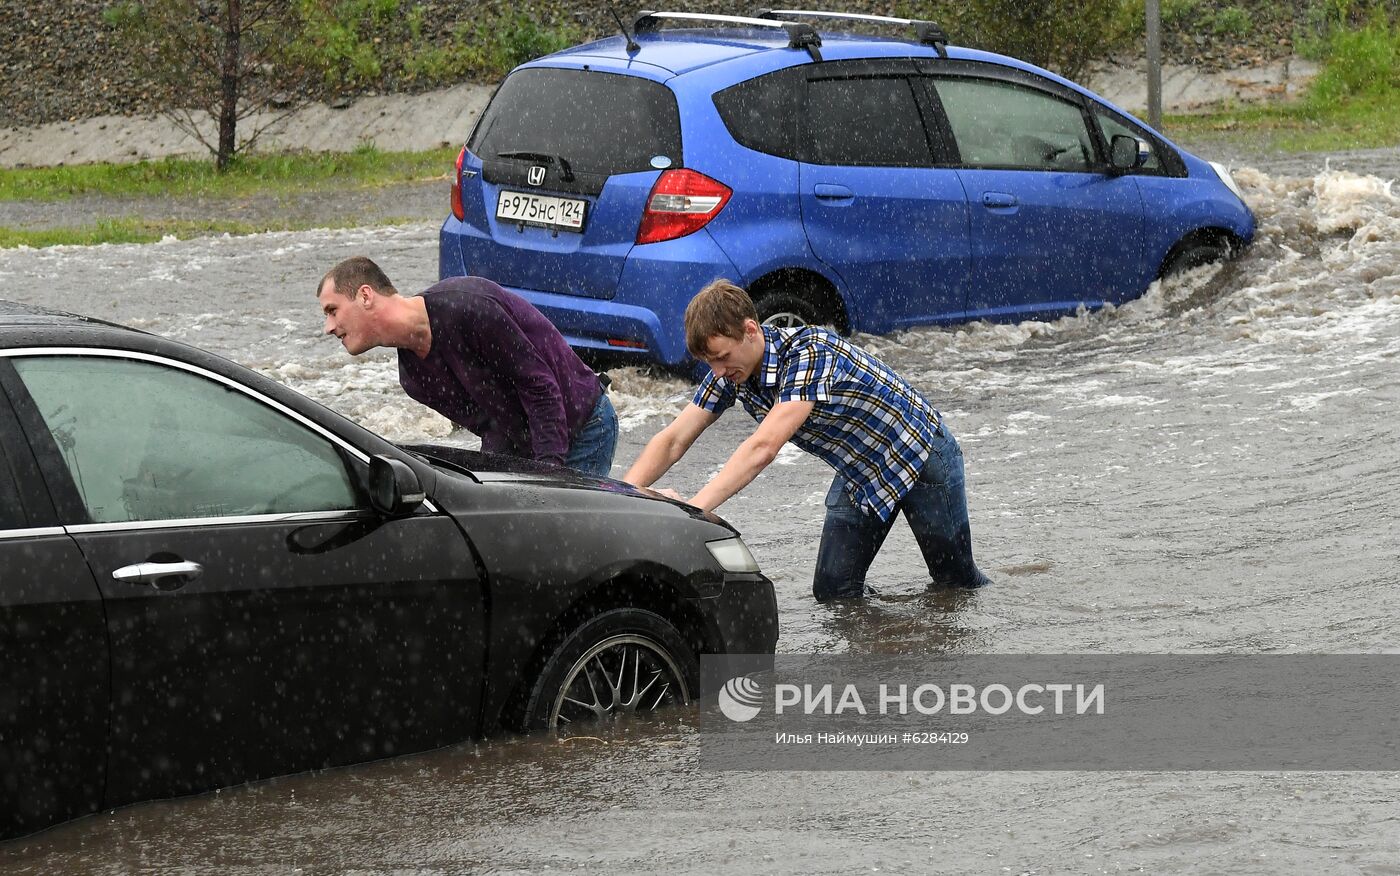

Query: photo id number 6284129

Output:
[902, 731, 970, 744]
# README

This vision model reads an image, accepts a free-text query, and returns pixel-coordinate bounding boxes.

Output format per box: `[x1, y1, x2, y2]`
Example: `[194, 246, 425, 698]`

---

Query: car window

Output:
[932, 77, 1095, 172]
[713, 68, 801, 160]
[1096, 110, 1163, 171]
[804, 76, 931, 167]
[12, 356, 362, 524]
[469, 68, 682, 176]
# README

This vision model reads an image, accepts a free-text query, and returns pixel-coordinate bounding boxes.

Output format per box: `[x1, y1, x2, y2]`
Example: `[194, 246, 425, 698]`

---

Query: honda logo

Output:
[527, 165, 546, 187]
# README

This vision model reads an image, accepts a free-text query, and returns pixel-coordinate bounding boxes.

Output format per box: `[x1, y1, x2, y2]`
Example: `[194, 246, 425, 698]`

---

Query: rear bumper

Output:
[440, 222, 739, 367]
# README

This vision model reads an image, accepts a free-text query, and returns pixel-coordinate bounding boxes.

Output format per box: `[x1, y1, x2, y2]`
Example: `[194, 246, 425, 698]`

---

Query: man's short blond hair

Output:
[685, 279, 758, 357]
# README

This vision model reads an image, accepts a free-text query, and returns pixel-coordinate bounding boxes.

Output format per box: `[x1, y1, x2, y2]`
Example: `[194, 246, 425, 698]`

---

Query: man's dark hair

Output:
[685, 279, 758, 357]
[319, 256, 398, 299]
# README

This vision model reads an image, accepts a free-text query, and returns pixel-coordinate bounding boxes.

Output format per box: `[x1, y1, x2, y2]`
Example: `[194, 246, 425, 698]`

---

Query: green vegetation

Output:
[8, 0, 1400, 248]
[0, 215, 421, 249]
[1210, 6, 1252, 37]
[1168, 91, 1400, 152]
[1295, 0, 1399, 57]
[907, 0, 1132, 80]
[0, 145, 457, 202]
[293, 1, 581, 91]
[1306, 20, 1400, 103]
[100, 0, 580, 170]
[0, 145, 453, 249]
[1168, 9, 1400, 151]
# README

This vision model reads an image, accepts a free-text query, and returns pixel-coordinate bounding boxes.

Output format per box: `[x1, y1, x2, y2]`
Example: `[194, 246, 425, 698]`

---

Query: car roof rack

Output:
[634, 11, 824, 60]
[756, 9, 949, 56]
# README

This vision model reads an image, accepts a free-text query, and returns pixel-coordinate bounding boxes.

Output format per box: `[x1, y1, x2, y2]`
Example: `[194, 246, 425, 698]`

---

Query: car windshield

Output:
[468, 67, 682, 176]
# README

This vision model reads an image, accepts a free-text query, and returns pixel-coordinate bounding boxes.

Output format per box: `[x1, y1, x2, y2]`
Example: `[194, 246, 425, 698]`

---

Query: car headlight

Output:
[1208, 161, 1247, 204]
[706, 536, 761, 573]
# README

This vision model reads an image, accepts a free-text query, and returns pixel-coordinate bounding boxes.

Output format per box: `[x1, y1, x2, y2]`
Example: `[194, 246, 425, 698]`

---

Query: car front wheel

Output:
[523, 608, 697, 734]
[1160, 238, 1232, 278]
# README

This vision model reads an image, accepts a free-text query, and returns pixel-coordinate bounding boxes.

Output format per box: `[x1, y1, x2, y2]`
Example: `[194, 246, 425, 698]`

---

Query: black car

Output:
[0, 300, 778, 839]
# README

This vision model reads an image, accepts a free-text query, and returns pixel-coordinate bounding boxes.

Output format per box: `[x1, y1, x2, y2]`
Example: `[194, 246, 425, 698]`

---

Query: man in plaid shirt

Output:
[625, 280, 990, 601]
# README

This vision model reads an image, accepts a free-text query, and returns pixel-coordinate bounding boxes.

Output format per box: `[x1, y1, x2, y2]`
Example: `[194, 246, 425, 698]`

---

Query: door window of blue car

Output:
[804, 75, 933, 167]
[13, 355, 362, 524]
[933, 77, 1095, 172]
[468, 67, 682, 175]
[1095, 109, 1163, 172]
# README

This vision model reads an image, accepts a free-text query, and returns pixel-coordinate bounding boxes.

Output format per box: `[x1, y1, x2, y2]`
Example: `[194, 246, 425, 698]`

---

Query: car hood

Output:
[397, 442, 737, 531]
[402, 442, 604, 485]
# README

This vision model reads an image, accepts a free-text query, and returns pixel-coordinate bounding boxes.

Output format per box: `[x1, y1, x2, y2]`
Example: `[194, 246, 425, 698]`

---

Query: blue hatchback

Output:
[440, 11, 1255, 367]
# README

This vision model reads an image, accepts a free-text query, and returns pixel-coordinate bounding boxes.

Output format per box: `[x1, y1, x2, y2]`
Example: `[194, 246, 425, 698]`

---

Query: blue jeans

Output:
[812, 428, 990, 601]
[564, 391, 618, 477]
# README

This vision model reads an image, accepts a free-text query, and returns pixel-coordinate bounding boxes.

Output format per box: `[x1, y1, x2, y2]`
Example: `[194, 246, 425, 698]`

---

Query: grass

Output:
[0, 144, 458, 202]
[0, 215, 422, 249]
[1166, 89, 1400, 152]
[1167, 19, 1400, 152]
[0, 144, 455, 249]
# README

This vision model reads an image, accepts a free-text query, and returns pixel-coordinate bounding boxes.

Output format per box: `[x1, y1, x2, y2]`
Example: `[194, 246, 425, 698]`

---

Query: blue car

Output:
[440, 10, 1255, 367]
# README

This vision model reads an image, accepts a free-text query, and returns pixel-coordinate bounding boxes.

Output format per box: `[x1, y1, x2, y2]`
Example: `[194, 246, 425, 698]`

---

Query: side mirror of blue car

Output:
[1109, 134, 1147, 171]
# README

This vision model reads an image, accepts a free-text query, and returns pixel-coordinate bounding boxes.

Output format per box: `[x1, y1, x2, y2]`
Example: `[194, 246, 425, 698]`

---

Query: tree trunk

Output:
[216, 0, 242, 172]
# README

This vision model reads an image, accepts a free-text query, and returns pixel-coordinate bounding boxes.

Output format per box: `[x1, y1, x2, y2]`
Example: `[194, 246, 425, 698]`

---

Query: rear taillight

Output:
[635, 169, 732, 245]
[451, 146, 466, 221]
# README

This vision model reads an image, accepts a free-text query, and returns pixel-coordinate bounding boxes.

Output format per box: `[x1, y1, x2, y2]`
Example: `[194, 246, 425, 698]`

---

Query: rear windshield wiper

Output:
[495, 149, 575, 182]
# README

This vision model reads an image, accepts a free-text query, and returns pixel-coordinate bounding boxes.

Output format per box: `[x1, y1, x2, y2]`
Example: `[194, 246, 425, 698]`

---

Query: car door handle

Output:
[112, 560, 204, 591]
[813, 184, 854, 200]
[982, 192, 1018, 209]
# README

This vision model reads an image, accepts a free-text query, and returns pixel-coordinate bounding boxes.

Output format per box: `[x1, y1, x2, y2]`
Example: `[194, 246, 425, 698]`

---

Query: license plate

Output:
[496, 191, 586, 231]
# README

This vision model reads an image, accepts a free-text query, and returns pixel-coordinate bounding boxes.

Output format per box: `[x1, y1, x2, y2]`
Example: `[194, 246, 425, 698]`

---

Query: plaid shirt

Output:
[693, 326, 943, 521]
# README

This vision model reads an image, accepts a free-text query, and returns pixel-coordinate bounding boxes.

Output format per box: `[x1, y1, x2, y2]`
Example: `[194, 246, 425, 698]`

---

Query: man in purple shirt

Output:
[317, 256, 617, 476]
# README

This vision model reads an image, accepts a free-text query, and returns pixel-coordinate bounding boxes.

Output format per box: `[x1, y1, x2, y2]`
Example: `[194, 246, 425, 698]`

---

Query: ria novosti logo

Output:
[715, 675, 1105, 723]
[717, 675, 765, 722]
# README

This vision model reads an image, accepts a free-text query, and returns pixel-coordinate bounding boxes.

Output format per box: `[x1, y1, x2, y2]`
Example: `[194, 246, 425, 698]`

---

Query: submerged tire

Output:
[523, 608, 696, 735]
[1160, 239, 1231, 278]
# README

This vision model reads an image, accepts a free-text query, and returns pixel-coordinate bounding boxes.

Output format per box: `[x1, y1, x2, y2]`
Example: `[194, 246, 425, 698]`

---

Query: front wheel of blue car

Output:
[525, 609, 697, 735]
[1160, 238, 1232, 278]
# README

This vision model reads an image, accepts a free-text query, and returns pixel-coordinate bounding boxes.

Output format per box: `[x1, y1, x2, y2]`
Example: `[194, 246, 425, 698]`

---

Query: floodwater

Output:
[2, 157, 1399, 873]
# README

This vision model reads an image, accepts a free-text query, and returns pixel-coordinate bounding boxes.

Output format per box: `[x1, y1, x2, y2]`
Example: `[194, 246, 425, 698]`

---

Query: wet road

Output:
[2, 153, 1399, 873]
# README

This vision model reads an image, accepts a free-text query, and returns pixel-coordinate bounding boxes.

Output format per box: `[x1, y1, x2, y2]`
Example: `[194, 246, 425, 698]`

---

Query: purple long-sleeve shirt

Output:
[397, 277, 602, 465]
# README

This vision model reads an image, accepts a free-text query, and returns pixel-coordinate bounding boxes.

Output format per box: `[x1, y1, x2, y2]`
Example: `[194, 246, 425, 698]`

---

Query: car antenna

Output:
[609, 4, 641, 53]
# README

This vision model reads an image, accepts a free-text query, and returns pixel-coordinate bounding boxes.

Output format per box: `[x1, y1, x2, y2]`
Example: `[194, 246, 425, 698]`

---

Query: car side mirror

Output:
[369, 454, 426, 517]
[1109, 134, 1146, 171]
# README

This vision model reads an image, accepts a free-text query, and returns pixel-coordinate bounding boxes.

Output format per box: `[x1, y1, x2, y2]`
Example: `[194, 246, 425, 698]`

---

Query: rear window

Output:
[714, 68, 801, 159]
[469, 68, 682, 176]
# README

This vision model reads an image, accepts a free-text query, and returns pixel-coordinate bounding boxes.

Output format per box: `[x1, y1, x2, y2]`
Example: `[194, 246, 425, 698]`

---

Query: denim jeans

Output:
[564, 391, 618, 477]
[812, 428, 990, 601]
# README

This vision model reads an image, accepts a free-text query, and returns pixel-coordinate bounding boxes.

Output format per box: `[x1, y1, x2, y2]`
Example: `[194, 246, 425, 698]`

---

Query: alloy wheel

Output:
[761, 310, 810, 328]
[548, 633, 690, 732]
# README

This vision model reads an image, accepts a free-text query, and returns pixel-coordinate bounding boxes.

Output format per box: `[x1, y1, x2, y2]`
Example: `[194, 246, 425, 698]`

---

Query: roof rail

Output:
[633, 11, 823, 60]
[756, 9, 949, 56]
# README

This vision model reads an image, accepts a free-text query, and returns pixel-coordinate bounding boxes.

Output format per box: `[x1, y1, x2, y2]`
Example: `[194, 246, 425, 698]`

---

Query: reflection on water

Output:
[3, 164, 1400, 872]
